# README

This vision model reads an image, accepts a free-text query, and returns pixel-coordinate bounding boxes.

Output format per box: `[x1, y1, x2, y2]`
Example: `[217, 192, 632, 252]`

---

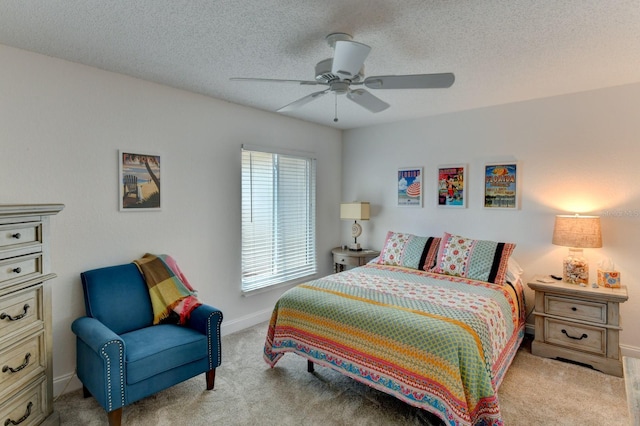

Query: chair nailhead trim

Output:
[207, 311, 223, 368]
[101, 340, 125, 411]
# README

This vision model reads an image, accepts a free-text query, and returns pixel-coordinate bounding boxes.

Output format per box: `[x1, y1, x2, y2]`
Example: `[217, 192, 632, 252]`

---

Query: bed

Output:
[263, 232, 526, 426]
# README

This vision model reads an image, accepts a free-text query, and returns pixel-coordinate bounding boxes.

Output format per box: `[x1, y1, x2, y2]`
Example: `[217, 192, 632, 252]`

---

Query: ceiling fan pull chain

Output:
[334, 93, 339, 122]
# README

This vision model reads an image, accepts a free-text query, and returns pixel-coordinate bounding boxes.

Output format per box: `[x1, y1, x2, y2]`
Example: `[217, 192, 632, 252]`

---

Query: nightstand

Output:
[331, 247, 380, 273]
[528, 276, 628, 376]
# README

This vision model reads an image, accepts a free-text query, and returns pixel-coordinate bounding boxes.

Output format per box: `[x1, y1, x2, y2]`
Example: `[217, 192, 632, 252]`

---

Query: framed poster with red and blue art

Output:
[437, 164, 467, 208]
[397, 167, 423, 207]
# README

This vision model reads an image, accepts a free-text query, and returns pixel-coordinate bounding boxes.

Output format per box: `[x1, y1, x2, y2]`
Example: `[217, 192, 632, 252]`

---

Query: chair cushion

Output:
[121, 324, 208, 384]
[81, 264, 154, 334]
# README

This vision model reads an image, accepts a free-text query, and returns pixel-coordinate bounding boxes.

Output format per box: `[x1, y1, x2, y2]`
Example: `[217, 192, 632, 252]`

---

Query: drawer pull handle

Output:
[0, 304, 30, 321]
[11, 232, 21, 239]
[571, 307, 577, 311]
[12, 267, 22, 274]
[561, 329, 588, 341]
[2, 353, 31, 373]
[4, 401, 32, 426]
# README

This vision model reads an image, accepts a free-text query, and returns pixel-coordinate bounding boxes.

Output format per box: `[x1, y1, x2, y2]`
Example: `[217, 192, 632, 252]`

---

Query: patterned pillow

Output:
[431, 232, 515, 285]
[377, 231, 441, 270]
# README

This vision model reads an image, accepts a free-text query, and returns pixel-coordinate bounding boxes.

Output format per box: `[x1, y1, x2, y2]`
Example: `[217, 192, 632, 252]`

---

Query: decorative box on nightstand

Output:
[527, 275, 628, 377]
[331, 247, 379, 273]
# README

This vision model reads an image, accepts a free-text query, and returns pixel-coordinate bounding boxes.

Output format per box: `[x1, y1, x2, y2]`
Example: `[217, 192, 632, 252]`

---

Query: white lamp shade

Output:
[340, 202, 370, 221]
[552, 215, 602, 248]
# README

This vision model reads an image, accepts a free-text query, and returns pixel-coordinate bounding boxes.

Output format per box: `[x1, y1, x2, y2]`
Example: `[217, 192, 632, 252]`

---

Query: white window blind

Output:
[241, 146, 317, 292]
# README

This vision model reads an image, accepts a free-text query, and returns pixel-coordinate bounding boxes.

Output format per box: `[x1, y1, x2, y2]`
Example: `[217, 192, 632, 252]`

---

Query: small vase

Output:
[563, 248, 588, 284]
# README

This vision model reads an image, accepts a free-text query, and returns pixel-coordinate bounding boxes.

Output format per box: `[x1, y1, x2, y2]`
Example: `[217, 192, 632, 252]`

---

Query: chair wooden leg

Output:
[206, 369, 216, 390]
[307, 360, 314, 373]
[107, 408, 122, 426]
[82, 385, 91, 398]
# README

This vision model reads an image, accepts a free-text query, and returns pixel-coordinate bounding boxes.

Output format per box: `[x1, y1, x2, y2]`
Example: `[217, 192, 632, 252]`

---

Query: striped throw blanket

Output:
[133, 253, 201, 325]
[264, 264, 525, 426]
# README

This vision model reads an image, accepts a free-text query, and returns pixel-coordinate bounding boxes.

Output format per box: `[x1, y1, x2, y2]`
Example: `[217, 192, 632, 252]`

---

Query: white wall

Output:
[0, 44, 342, 394]
[342, 82, 640, 355]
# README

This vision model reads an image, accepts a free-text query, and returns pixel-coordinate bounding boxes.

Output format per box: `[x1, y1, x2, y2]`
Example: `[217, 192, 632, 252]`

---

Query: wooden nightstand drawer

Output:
[545, 295, 607, 324]
[545, 317, 606, 355]
[333, 253, 361, 267]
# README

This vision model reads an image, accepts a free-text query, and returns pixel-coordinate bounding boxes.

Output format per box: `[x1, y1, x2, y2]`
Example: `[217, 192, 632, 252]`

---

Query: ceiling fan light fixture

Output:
[315, 58, 363, 83]
[330, 81, 350, 94]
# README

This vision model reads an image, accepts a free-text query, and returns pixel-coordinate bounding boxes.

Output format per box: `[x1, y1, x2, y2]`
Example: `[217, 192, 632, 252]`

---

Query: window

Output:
[241, 145, 317, 293]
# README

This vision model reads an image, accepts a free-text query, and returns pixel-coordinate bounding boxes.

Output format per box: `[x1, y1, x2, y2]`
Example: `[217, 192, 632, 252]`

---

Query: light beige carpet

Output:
[55, 322, 628, 425]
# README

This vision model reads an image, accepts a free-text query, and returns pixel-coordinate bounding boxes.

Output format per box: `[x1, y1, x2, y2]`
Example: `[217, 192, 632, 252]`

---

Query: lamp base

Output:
[563, 248, 588, 284]
[348, 243, 362, 251]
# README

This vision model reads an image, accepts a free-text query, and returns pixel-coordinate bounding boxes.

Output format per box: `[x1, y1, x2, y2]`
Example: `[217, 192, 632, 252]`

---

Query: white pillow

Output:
[506, 257, 524, 283]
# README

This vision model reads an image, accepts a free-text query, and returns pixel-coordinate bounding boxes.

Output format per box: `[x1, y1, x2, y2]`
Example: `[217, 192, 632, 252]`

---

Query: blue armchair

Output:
[71, 263, 223, 426]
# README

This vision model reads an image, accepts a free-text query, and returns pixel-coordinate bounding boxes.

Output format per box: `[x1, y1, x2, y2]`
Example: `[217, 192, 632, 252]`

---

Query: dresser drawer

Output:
[0, 332, 45, 402]
[545, 294, 607, 324]
[545, 317, 606, 355]
[0, 285, 43, 339]
[0, 375, 47, 426]
[0, 223, 41, 252]
[333, 253, 362, 267]
[0, 253, 43, 289]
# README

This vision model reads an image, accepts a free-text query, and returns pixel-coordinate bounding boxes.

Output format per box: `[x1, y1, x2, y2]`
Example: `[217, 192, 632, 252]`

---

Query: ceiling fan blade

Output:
[230, 77, 320, 86]
[364, 73, 455, 89]
[346, 89, 390, 113]
[331, 40, 371, 81]
[277, 89, 329, 112]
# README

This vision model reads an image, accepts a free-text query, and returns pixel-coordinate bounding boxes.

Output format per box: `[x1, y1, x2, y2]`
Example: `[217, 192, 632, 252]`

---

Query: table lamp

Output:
[340, 202, 370, 251]
[551, 214, 602, 284]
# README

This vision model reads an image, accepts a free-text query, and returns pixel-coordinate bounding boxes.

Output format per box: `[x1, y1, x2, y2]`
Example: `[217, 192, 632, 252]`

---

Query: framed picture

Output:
[397, 167, 423, 207]
[119, 150, 161, 211]
[437, 164, 467, 208]
[484, 162, 518, 209]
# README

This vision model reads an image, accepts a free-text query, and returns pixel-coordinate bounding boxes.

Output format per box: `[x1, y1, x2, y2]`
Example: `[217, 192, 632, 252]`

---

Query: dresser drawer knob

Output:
[11, 232, 21, 239]
[561, 329, 588, 341]
[12, 267, 22, 274]
[571, 307, 577, 311]
[2, 352, 31, 374]
[0, 304, 30, 321]
[4, 401, 32, 425]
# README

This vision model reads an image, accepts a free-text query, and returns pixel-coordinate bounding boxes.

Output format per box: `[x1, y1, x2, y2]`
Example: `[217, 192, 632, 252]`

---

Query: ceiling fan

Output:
[231, 33, 455, 122]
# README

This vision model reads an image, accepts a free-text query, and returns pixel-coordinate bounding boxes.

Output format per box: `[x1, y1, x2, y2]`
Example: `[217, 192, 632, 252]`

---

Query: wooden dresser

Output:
[528, 275, 628, 377]
[0, 204, 63, 425]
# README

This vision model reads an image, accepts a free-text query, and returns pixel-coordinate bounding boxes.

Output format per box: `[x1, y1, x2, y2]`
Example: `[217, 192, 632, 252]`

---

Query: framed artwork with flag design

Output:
[397, 167, 423, 207]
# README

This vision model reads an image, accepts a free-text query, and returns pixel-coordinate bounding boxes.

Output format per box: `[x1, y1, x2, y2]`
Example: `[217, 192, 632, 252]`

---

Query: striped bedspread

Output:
[264, 263, 525, 426]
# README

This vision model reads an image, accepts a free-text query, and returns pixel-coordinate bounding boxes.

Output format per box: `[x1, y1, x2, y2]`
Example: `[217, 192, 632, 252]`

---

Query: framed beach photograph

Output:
[397, 167, 423, 207]
[119, 150, 161, 211]
[437, 164, 467, 208]
[484, 162, 518, 209]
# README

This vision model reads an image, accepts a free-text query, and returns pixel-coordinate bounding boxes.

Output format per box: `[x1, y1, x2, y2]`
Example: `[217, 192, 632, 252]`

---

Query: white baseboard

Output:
[220, 308, 272, 336]
[621, 344, 640, 359]
[55, 309, 273, 397]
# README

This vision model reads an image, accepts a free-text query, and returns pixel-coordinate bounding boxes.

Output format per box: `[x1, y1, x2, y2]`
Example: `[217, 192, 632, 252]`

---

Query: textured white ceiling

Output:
[1, 1, 639, 129]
